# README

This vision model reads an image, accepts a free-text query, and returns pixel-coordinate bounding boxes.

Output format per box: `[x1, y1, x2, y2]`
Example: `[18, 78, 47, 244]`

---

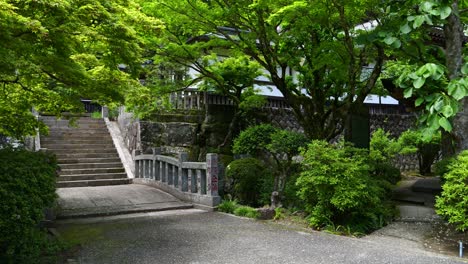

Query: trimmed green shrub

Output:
[225, 158, 272, 207]
[296, 140, 394, 234]
[369, 129, 402, 185]
[435, 151, 468, 231]
[233, 124, 307, 207]
[434, 157, 455, 179]
[0, 148, 59, 263]
[217, 200, 239, 214]
[398, 130, 441, 175]
[233, 206, 260, 219]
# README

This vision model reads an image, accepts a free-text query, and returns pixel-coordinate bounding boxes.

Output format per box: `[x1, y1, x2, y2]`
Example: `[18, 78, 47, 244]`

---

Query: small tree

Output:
[233, 124, 306, 208]
[436, 150, 468, 231]
[398, 130, 441, 175]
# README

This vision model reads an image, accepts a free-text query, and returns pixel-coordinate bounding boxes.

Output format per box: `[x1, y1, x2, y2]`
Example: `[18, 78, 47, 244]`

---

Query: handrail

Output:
[132, 148, 220, 208]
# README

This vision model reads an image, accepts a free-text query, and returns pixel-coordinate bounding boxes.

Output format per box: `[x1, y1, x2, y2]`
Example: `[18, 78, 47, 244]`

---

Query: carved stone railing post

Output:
[133, 149, 141, 178]
[178, 152, 188, 192]
[153, 148, 161, 181]
[206, 153, 219, 197]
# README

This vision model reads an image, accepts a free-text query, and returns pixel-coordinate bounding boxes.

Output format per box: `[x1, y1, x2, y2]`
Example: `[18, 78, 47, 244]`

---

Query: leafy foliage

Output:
[0, 148, 59, 262]
[436, 151, 468, 231]
[0, 0, 161, 138]
[233, 206, 260, 219]
[296, 140, 394, 234]
[233, 124, 307, 207]
[139, 0, 386, 141]
[217, 199, 239, 214]
[434, 157, 456, 178]
[225, 158, 272, 207]
[398, 129, 441, 175]
[379, 0, 467, 149]
[369, 129, 405, 163]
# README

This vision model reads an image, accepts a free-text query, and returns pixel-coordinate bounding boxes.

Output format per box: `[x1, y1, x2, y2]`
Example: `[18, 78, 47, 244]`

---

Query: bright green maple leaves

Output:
[0, 0, 161, 139]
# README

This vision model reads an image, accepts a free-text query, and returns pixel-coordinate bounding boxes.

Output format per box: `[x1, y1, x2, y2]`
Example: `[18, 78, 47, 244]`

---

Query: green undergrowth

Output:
[218, 200, 259, 219]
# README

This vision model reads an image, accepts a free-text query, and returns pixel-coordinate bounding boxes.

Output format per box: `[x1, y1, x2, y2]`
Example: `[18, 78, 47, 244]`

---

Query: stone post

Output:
[206, 153, 219, 197]
[133, 149, 141, 178]
[102, 106, 109, 118]
[178, 153, 188, 192]
[153, 148, 161, 181]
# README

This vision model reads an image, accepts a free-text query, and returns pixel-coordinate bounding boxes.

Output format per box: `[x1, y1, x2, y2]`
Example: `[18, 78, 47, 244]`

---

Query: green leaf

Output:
[461, 63, 468, 75]
[404, 87, 413, 98]
[433, 99, 445, 111]
[413, 16, 425, 28]
[392, 39, 401, 48]
[442, 105, 454, 117]
[420, 1, 434, 12]
[439, 117, 452, 132]
[448, 82, 468, 100]
[400, 23, 411, 34]
[413, 77, 425, 89]
[415, 98, 424, 107]
[440, 6, 452, 19]
[383, 36, 397, 45]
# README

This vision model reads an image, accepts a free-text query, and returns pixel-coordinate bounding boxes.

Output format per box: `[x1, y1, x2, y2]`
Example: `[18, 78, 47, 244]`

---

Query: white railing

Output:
[132, 148, 220, 208]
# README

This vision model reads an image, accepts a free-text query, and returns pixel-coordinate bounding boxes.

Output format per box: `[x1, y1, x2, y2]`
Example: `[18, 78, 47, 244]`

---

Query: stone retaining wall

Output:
[119, 106, 421, 171]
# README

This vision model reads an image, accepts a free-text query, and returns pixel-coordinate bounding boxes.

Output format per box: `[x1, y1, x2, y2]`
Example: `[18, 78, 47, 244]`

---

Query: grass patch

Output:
[233, 206, 259, 219]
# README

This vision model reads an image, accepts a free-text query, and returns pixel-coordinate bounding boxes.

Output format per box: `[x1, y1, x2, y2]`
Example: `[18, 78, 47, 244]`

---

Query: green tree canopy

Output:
[139, 0, 386, 141]
[379, 0, 467, 154]
[0, 0, 161, 138]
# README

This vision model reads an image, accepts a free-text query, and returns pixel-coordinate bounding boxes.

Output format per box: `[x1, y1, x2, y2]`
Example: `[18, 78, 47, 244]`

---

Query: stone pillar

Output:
[132, 149, 141, 178]
[178, 153, 188, 192]
[102, 106, 109, 118]
[206, 153, 219, 197]
[153, 148, 161, 181]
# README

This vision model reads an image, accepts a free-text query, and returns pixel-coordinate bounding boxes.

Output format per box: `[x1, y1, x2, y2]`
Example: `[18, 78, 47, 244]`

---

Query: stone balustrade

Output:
[132, 148, 220, 208]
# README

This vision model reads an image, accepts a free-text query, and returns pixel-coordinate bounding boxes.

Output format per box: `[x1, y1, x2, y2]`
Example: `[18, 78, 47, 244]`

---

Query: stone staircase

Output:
[392, 177, 442, 222]
[40, 116, 131, 188]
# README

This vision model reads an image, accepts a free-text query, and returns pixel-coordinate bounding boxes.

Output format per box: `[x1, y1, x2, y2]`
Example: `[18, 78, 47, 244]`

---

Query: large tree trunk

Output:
[443, 0, 466, 156]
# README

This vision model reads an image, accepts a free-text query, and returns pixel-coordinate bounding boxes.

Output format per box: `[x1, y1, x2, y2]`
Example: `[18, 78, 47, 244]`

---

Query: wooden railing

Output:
[132, 148, 220, 208]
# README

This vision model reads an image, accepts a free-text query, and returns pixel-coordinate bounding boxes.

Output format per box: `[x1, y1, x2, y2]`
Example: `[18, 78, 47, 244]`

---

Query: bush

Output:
[369, 129, 402, 185]
[0, 148, 59, 263]
[217, 200, 239, 214]
[233, 206, 260, 219]
[434, 157, 455, 179]
[435, 151, 468, 231]
[233, 124, 307, 207]
[398, 130, 441, 175]
[225, 158, 272, 207]
[296, 140, 394, 234]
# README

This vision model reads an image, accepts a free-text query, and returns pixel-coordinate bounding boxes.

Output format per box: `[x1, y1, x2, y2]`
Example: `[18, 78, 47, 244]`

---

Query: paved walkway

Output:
[56, 210, 465, 264]
[56, 184, 192, 219]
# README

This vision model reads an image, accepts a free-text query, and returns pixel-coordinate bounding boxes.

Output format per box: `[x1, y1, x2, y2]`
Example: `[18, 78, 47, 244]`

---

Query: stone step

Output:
[56, 153, 120, 159]
[48, 148, 118, 155]
[60, 167, 125, 176]
[42, 135, 112, 141]
[47, 128, 109, 137]
[44, 122, 107, 130]
[395, 204, 441, 222]
[39, 117, 105, 124]
[57, 178, 132, 188]
[41, 139, 113, 144]
[58, 173, 128, 182]
[411, 178, 442, 194]
[59, 162, 123, 170]
[58, 157, 122, 164]
[41, 143, 115, 150]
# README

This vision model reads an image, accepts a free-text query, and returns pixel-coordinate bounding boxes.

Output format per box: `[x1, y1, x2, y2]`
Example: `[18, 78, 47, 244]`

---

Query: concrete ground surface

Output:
[56, 185, 192, 218]
[56, 210, 467, 264]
